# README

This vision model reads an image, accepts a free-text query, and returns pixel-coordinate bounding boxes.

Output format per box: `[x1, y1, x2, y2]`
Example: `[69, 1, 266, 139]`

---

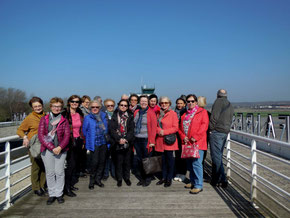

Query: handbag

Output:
[164, 133, 176, 145]
[29, 134, 41, 158]
[142, 155, 162, 174]
[181, 143, 200, 159]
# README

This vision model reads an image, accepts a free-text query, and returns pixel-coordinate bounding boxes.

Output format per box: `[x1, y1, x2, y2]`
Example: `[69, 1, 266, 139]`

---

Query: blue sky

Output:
[0, 0, 290, 103]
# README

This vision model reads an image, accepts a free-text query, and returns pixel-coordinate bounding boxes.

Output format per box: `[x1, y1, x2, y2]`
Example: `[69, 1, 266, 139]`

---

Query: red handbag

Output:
[181, 143, 200, 159]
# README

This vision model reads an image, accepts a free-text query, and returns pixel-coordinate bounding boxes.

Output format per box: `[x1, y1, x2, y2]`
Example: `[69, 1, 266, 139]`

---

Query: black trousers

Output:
[65, 140, 82, 188]
[115, 147, 132, 182]
[174, 140, 187, 176]
[89, 144, 107, 184]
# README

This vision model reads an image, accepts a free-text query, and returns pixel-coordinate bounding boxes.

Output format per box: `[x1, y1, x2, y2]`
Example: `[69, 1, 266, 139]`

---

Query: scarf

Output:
[175, 108, 183, 119]
[46, 112, 61, 146]
[118, 110, 129, 137]
[129, 105, 138, 113]
[106, 111, 113, 120]
[94, 113, 106, 131]
[184, 105, 199, 121]
[135, 107, 148, 135]
[158, 107, 171, 128]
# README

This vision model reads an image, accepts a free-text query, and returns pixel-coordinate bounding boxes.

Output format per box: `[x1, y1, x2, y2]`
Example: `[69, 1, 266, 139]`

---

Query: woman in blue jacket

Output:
[83, 100, 108, 190]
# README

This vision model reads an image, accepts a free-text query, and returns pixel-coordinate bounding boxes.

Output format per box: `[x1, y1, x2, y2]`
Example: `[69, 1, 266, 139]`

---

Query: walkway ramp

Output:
[0, 175, 265, 217]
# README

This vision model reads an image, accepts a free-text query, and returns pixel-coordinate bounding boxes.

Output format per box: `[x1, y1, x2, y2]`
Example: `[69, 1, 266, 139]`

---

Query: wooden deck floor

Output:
[0, 171, 266, 218]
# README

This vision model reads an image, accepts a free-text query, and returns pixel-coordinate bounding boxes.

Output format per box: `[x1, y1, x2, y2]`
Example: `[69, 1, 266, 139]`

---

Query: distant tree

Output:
[0, 87, 30, 121]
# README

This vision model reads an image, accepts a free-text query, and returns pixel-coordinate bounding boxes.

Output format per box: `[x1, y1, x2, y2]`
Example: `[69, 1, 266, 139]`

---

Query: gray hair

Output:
[159, 96, 172, 106]
[89, 100, 102, 108]
[217, 89, 227, 97]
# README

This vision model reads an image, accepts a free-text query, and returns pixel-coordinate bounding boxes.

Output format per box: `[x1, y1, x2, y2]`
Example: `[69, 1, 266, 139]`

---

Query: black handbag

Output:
[164, 133, 176, 145]
[142, 155, 162, 175]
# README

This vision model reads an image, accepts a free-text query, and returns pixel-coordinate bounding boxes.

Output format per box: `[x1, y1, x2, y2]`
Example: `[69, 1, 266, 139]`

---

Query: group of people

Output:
[17, 90, 234, 205]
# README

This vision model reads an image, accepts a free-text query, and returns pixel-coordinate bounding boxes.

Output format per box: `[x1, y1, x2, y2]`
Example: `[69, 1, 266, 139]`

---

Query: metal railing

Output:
[0, 135, 31, 210]
[227, 130, 290, 217]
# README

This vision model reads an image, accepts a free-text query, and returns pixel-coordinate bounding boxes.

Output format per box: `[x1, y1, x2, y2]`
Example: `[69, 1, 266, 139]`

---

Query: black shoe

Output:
[64, 188, 76, 197]
[89, 183, 94, 190]
[34, 189, 44, 196]
[164, 180, 172, 187]
[102, 175, 109, 181]
[221, 181, 228, 188]
[41, 187, 48, 194]
[210, 181, 218, 187]
[125, 179, 131, 186]
[137, 181, 143, 186]
[71, 186, 79, 191]
[142, 180, 151, 187]
[95, 181, 105, 188]
[56, 196, 65, 204]
[117, 181, 122, 187]
[156, 179, 165, 185]
[46, 197, 56, 205]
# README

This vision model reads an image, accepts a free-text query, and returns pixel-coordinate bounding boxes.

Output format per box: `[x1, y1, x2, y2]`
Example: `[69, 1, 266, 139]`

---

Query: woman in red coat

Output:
[155, 96, 179, 187]
[178, 94, 209, 194]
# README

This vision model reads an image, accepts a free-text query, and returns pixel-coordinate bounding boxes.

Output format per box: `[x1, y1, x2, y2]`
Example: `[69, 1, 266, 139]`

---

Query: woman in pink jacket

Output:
[178, 94, 209, 194]
[155, 96, 179, 187]
[38, 97, 70, 205]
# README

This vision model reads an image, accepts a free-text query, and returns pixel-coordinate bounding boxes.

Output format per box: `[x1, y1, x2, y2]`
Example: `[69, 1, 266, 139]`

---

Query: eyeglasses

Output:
[119, 104, 128, 107]
[106, 105, 114, 107]
[70, 100, 80, 104]
[187, 100, 196, 103]
[33, 105, 42, 109]
[52, 105, 62, 108]
[91, 106, 100, 109]
[160, 102, 169, 105]
[130, 99, 138, 102]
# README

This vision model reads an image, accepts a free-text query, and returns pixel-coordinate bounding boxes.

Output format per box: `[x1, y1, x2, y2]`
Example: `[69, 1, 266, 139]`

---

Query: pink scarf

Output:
[184, 105, 199, 121]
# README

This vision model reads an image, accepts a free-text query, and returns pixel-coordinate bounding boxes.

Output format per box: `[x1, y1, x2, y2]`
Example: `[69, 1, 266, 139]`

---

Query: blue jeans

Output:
[162, 150, 175, 181]
[187, 150, 204, 189]
[209, 130, 227, 184]
[134, 137, 152, 182]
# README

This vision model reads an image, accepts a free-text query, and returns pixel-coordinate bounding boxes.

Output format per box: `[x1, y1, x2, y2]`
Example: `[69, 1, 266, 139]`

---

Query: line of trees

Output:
[0, 87, 31, 122]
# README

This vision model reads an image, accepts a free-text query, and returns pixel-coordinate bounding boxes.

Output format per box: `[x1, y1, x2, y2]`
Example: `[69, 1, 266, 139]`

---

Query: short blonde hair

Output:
[104, 98, 115, 106]
[49, 97, 64, 108]
[159, 96, 172, 106]
[89, 100, 101, 108]
[198, 96, 207, 108]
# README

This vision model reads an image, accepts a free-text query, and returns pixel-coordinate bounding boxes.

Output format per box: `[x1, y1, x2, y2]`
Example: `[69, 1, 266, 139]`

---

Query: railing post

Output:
[251, 139, 257, 205]
[226, 133, 231, 179]
[4, 141, 11, 210]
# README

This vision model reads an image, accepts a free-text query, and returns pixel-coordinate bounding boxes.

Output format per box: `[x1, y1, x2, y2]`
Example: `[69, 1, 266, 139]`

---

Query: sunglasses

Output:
[187, 100, 196, 103]
[160, 102, 169, 105]
[91, 106, 100, 109]
[119, 104, 128, 107]
[106, 105, 114, 107]
[70, 100, 80, 104]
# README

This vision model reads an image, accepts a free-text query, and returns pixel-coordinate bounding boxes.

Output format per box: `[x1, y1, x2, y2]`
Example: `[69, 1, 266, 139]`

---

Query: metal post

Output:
[287, 116, 290, 143]
[251, 139, 257, 205]
[257, 114, 261, 136]
[4, 141, 11, 210]
[226, 133, 231, 179]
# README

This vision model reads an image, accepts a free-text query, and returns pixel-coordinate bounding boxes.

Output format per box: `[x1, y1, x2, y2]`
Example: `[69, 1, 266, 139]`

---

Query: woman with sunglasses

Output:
[155, 96, 179, 187]
[38, 97, 70, 205]
[62, 95, 84, 197]
[109, 99, 135, 187]
[83, 100, 108, 190]
[17, 97, 46, 197]
[178, 94, 209, 194]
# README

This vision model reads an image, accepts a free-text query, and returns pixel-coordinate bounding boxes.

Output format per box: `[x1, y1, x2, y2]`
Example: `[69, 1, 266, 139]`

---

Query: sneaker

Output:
[184, 183, 193, 189]
[189, 188, 203, 194]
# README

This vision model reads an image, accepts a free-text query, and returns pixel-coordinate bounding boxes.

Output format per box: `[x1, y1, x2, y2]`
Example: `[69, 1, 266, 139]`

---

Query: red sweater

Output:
[155, 110, 179, 152]
[178, 108, 209, 150]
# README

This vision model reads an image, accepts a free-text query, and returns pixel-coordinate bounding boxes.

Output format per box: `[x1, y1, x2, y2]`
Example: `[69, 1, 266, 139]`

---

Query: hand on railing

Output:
[23, 136, 29, 148]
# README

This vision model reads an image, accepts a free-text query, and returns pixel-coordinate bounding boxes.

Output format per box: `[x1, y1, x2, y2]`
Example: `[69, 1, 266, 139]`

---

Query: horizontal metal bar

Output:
[231, 130, 290, 148]
[11, 184, 31, 199]
[0, 175, 9, 182]
[0, 150, 8, 156]
[228, 148, 251, 161]
[255, 149, 290, 165]
[11, 155, 29, 164]
[11, 163, 31, 175]
[0, 186, 8, 194]
[229, 158, 251, 173]
[256, 175, 290, 200]
[229, 139, 251, 149]
[0, 198, 8, 206]
[11, 146, 26, 153]
[0, 163, 8, 169]
[228, 166, 251, 182]
[0, 135, 19, 143]
[255, 162, 290, 182]
[11, 174, 31, 186]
